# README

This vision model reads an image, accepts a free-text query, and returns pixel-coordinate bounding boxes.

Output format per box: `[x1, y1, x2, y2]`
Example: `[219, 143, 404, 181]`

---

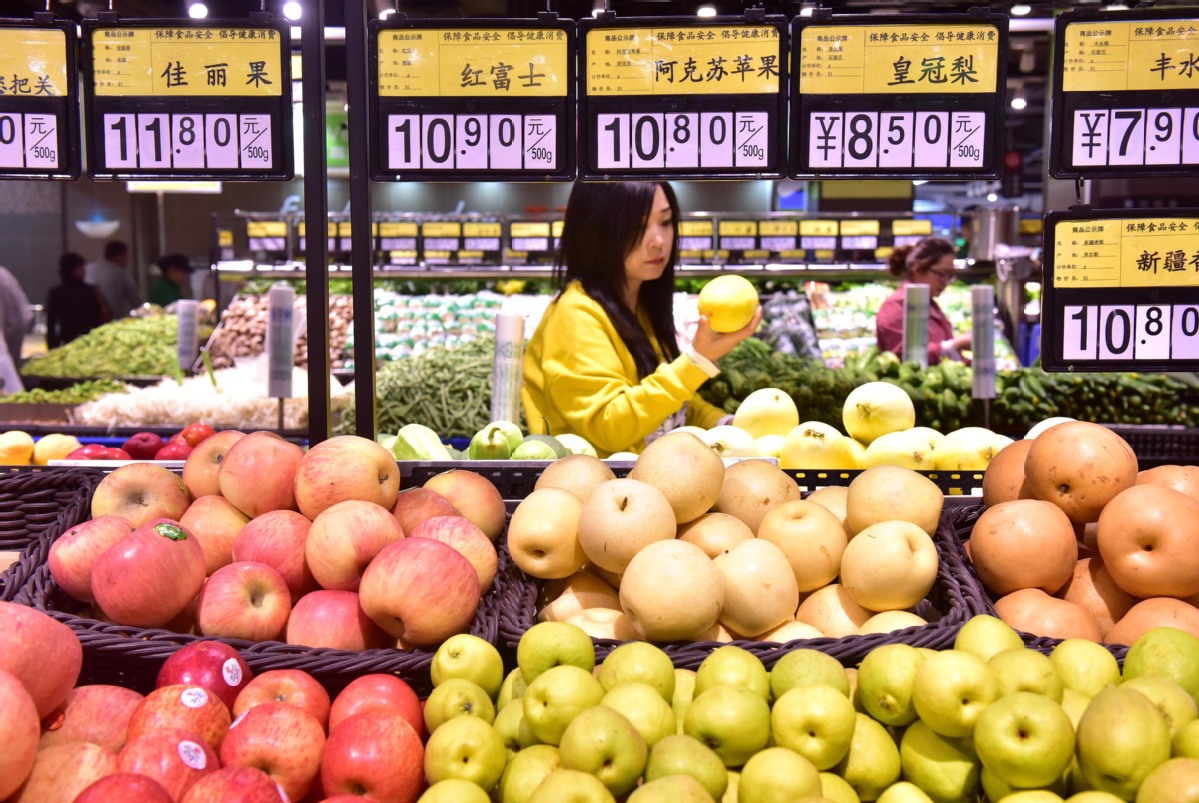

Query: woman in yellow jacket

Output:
[522, 181, 761, 457]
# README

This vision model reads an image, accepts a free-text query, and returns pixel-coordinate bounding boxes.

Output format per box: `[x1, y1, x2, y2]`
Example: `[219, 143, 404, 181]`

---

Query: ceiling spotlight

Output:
[380, 8, 396, 19]
[987, 193, 999, 202]
[282, 1, 302, 20]
[697, 6, 717, 17]
[1011, 97, 1027, 110]
[188, 2, 207, 18]
[592, 7, 603, 18]
[1011, 4, 1031, 15]
[799, 5, 815, 17]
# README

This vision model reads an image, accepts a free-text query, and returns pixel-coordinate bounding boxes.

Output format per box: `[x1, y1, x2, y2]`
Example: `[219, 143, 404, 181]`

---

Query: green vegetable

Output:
[23, 317, 180, 378]
[0, 379, 128, 405]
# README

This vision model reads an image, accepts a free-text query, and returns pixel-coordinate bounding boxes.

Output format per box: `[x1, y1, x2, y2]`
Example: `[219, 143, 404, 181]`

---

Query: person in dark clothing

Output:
[46, 253, 108, 349]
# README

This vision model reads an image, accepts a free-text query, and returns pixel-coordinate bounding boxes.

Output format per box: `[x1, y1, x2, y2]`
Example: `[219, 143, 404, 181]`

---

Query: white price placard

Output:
[102, 112, 271, 171]
[597, 110, 765, 172]
[387, 112, 560, 172]
[700, 112, 733, 168]
[1097, 306, 1135, 360]
[104, 113, 137, 168]
[0, 113, 21, 168]
[523, 115, 556, 169]
[1062, 305, 1097, 361]
[1061, 303, 1199, 362]
[238, 115, 272, 169]
[950, 112, 985, 169]
[421, 115, 454, 170]
[879, 112, 914, 168]
[136, 113, 170, 169]
[1071, 106, 1199, 168]
[914, 112, 949, 168]
[23, 114, 58, 168]
[806, 110, 981, 170]
[1134, 304, 1172, 361]
[205, 114, 238, 168]
[266, 285, 295, 399]
[171, 114, 204, 169]
[842, 112, 878, 169]
[1174, 305, 1199, 360]
[455, 114, 488, 171]
[1071, 110, 1109, 167]
[490, 115, 522, 170]
[664, 113, 699, 169]
[734, 112, 769, 168]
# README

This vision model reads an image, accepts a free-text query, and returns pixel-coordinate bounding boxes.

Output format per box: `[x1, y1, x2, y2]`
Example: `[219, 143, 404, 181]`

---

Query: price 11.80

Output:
[386, 114, 558, 172]
[103, 113, 273, 171]
[0, 112, 60, 170]
[1071, 108, 1199, 168]
[595, 112, 770, 171]
[1062, 304, 1199, 362]
[806, 110, 986, 170]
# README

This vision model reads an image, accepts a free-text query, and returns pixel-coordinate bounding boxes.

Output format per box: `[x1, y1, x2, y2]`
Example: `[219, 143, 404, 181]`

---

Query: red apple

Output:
[157, 641, 253, 712]
[411, 515, 498, 592]
[232, 510, 316, 602]
[328, 674, 423, 737]
[220, 701, 325, 801]
[321, 712, 423, 803]
[102, 447, 132, 460]
[181, 766, 285, 803]
[39, 684, 142, 753]
[180, 423, 218, 449]
[391, 487, 460, 536]
[422, 470, 506, 542]
[180, 495, 251, 575]
[10, 741, 119, 803]
[358, 537, 481, 646]
[46, 515, 134, 603]
[182, 430, 247, 499]
[74, 772, 175, 803]
[91, 519, 207, 628]
[196, 561, 292, 642]
[218, 432, 305, 518]
[119, 728, 218, 801]
[306, 500, 405, 591]
[68, 443, 109, 460]
[157, 442, 194, 460]
[91, 462, 191, 527]
[294, 435, 402, 520]
[127, 684, 232, 751]
[0, 668, 39, 799]
[233, 669, 331, 731]
[121, 432, 166, 461]
[0, 601, 82, 718]
[286, 589, 390, 652]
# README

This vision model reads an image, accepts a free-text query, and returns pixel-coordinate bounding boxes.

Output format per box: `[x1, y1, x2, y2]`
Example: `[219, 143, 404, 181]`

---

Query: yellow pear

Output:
[733, 388, 800, 440]
[538, 571, 621, 623]
[629, 431, 725, 524]
[781, 421, 857, 470]
[934, 427, 1014, 471]
[863, 429, 936, 470]
[0, 431, 35, 465]
[32, 433, 82, 466]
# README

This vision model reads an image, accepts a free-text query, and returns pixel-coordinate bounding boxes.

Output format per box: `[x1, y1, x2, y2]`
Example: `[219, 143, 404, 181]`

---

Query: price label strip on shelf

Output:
[370, 18, 576, 182]
[1050, 10, 1199, 179]
[83, 19, 292, 180]
[790, 13, 1007, 180]
[678, 219, 716, 265]
[1041, 209, 1199, 372]
[578, 14, 789, 180]
[0, 19, 80, 179]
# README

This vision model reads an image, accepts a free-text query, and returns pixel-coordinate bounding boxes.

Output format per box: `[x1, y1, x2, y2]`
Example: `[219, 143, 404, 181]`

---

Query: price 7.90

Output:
[1062, 304, 1199, 362]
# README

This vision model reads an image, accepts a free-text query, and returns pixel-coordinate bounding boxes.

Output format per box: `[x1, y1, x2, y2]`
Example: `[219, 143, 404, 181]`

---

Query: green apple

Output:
[470, 424, 513, 460]
[1064, 793, 1125, 803]
[488, 420, 524, 452]
[495, 699, 540, 753]
[1176, 718, 1199, 758]
[954, 615, 1024, 662]
[424, 715, 507, 791]
[424, 678, 497, 733]
[432, 633, 506, 699]
[1133, 756, 1199, 803]
[856, 643, 925, 727]
[770, 683, 857, 770]
[980, 765, 1068, 800]
[518, 621, 597, 683]
[1060, 688, 1091, 730]
[527, 768, 617, 803]
[497, 668, 529, 710]
[683, 684, 771, 768]
[1050, 639, 1121, 699]
[626, 774, 714, 802]
[875, 781, 934, 802]
[737, 747, 821, 802]
[694, 645, 769, 701]
[1122, 676, 1199, 738]
[819, 771, 861, 803]
[418, 778, 492, 803]
[989, 648, 1064, 702]
[673, 669, 697, 734]
[556, 434, 599, 458]
[1076, 685, 1172, 798]
[834, 714, 901, 801]
[602, 682, 676, 748]
[899, 718, 980, 803]
[973, 691, 1075, 789]
[598, 642, 676, 701]
[911, 649, 999, 738]
[558, 705, 647, 796]
[645, 734, 728, 800]
[770, 648, 851, 700]
[522, 664, 605, 746]
[498, 744, 560, 803]
[1123, 627, 1199, 706]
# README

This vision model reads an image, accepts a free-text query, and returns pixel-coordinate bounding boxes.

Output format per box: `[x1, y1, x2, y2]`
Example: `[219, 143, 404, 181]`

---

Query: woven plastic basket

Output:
[499, 505, 994, 669]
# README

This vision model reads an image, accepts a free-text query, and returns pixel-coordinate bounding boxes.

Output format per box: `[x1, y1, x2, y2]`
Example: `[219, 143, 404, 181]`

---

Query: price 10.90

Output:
[1062, 304, 1199, 362]
[386, 113, 558, 172]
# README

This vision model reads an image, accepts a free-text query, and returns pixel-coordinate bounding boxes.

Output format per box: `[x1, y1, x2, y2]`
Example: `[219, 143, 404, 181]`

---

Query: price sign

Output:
[791, 13, 1007, 180]
[370, 18, 575, 182]
[0, 19, 79, 179]
[507, 220, 555, 265]
[1042, 209, 1199, 371]
[578, 14, 788, 180]
[377, 220, 419, 266]
[678, 219, 715, 265]
[246, 219, 287, 259]
[1050, 10, 1199, 179]
[83, 18, 292, 180]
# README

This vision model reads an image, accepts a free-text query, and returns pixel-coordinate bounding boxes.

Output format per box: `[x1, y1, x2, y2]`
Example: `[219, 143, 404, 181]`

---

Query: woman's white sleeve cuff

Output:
[683, 344, 721, 378]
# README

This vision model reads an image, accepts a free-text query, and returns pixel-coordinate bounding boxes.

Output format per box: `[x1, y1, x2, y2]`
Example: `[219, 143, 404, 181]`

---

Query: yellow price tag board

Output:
[91, 26, 284, 97]
[377, 28, 569, 98]
[759, 220, 799, 236]
[719, 220, 757, 236]
[217, 229, 233, 247]
[893, 218, 933, 236]
[680, 220, 714, 236]
[464, 222, 502, 237]
[552, 220, 564, 237]
[800, 220, 839, 236]
[246, 220, 286, 237]
[840, 219, 881, 236]
[379, 222, 418, 237]
[1052, 217, 1199, 288]
[799, 23, 999, 95]
[0, 27, 68, 97]
[1063, 19, 1199, 93]
[423, 221, 462, 238]
[511, 222, 550, 237]
[585, 25, 781, 96]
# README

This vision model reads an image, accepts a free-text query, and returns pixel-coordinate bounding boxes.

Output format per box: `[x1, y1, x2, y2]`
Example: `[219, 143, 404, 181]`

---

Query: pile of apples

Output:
[974, 419, 1199, 648]
[508, 431, 948, 643]
[46, 430, 506, 649]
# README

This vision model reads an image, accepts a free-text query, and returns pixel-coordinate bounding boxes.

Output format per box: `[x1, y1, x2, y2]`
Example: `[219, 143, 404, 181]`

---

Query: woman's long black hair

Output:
[553, 181, 681, 379]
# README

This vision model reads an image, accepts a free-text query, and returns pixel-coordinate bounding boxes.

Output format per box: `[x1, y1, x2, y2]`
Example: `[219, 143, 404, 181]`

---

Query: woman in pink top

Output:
[875, 236, 971, 364]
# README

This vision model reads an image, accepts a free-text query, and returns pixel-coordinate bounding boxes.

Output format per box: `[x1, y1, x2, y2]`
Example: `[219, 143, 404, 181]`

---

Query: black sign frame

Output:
[0, 16, 80, 180]
[81, 15, 293, 181]
[367, 16, 576, 183]
[577, 13, 789, 182]
[1041, 206, 1199, 373]
[1049, 8, 1199, 180]
[789, 11, 1008, 181]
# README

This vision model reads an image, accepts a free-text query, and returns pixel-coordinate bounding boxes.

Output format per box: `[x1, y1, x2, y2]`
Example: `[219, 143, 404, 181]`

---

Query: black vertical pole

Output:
[303, 0, 331, 444]
[345, 0, 377, 439]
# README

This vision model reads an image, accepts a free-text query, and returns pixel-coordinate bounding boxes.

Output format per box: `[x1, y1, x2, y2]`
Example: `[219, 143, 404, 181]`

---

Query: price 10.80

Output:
[595, 111, 770, 171]
[1062, 304, 1199, 362]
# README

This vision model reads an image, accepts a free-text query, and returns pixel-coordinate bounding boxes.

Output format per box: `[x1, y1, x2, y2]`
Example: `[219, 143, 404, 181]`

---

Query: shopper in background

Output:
[86, 240, 143, 318]
[0, 264, 31, 392]
[45, 252, 108, 349]
[148, 253, 194, 307]
[876, 236, 972, 363]
[522, 181, 762, 457]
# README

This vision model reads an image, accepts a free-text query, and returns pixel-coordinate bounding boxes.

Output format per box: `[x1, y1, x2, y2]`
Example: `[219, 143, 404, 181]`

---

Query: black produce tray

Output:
[1108, 425, 1199, 468]
[19, 375, 165, 391]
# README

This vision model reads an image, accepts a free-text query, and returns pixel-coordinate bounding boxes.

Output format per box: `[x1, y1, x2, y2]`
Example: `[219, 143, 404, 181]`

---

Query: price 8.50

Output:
[807, 110, 986, 170]
[1062, 304, 1199, 362]
[102, 113, 273, 171]
[595, 112, 770, 171]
